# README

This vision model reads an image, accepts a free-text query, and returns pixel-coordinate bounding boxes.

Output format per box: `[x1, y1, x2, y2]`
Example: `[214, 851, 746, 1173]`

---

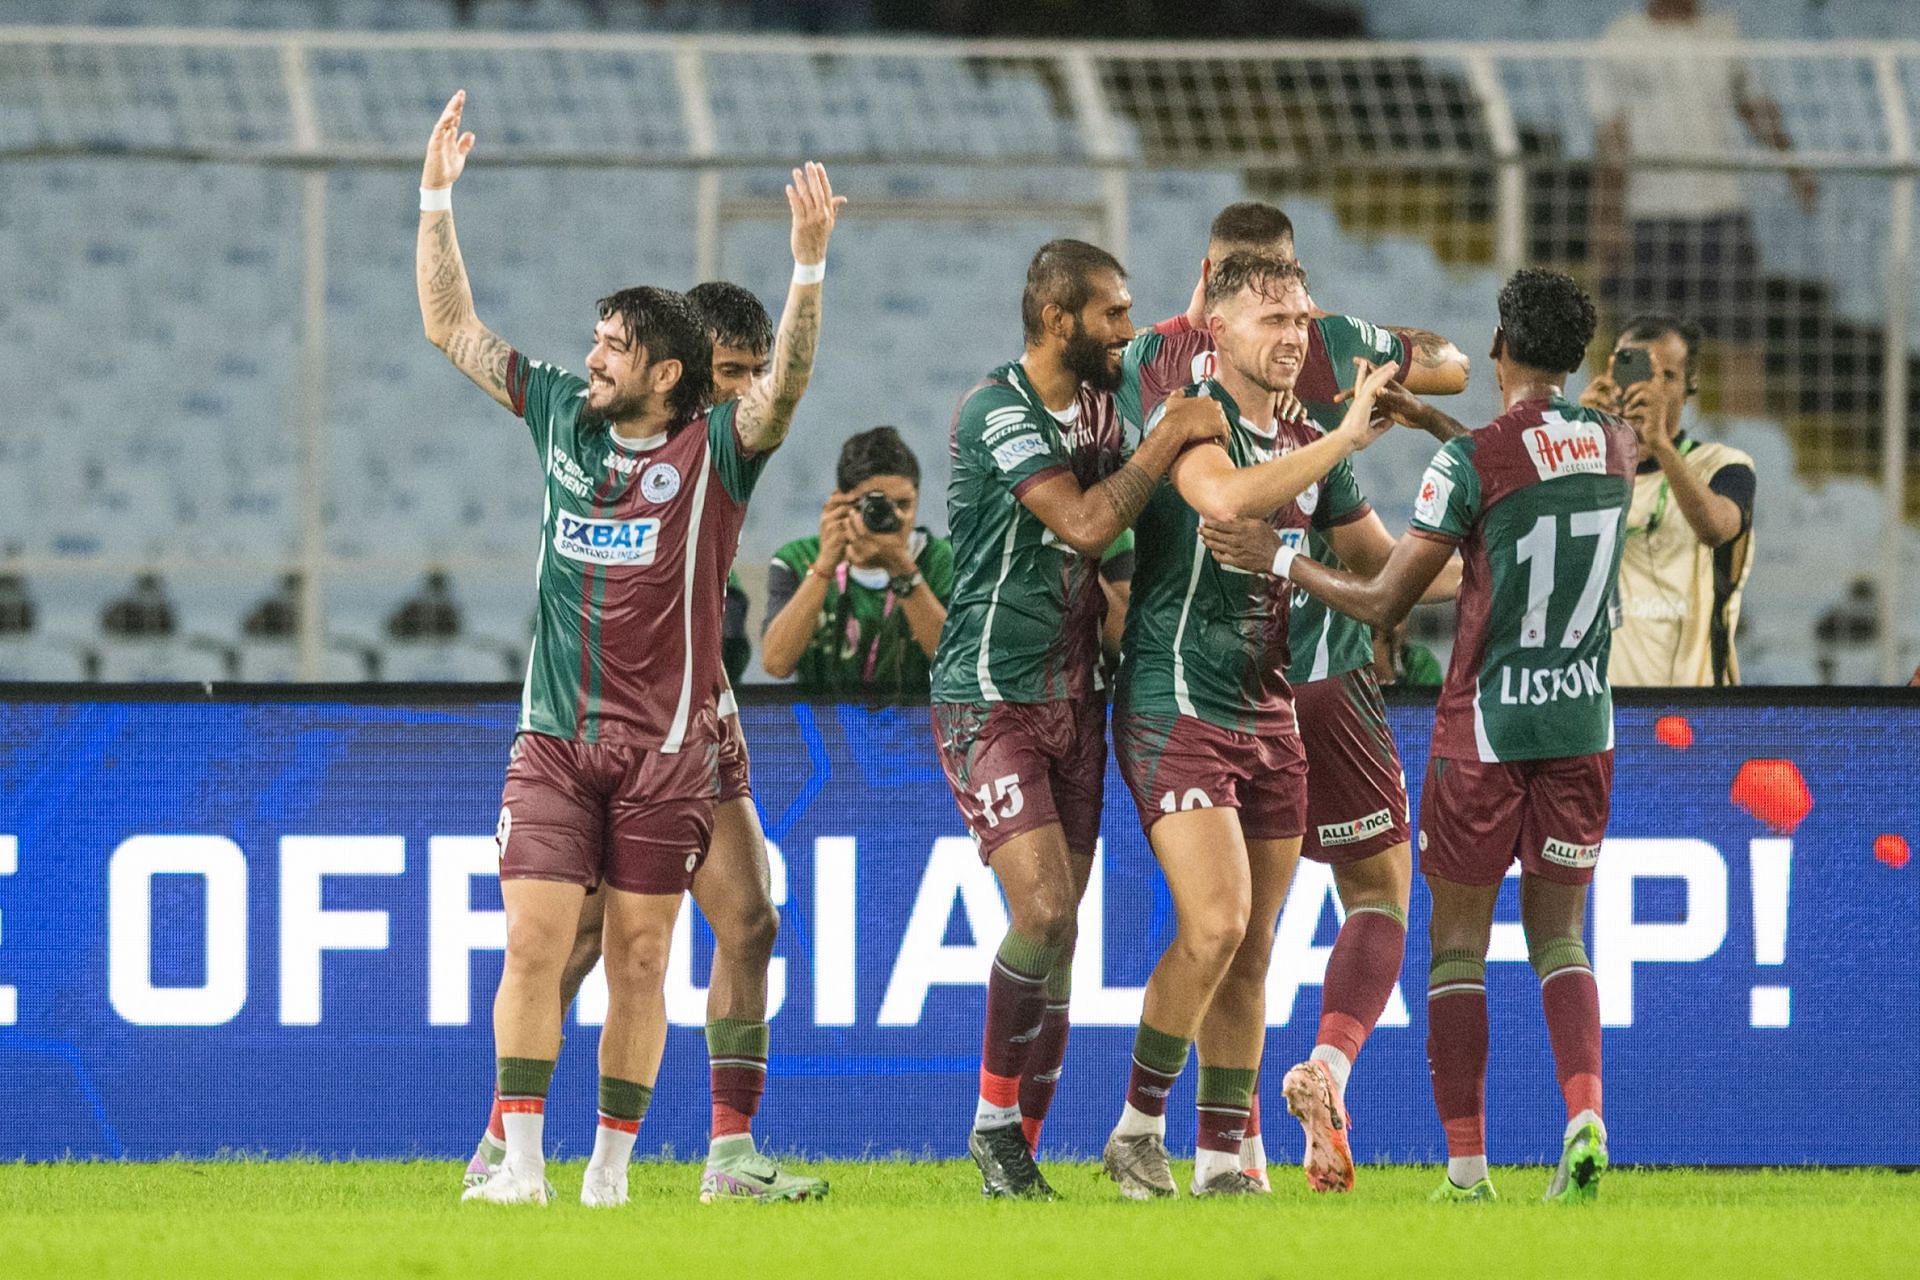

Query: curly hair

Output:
[1203, 251, 1310, 314]
[1496, 268, 1596, 375]
[594, 286, 714, 430]
[688, 280, 773, 357]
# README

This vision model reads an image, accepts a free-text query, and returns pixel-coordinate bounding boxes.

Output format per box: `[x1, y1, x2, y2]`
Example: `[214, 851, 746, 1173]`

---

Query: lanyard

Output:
[834, 561, 900, 684]
[1628, 437, 1695, 539]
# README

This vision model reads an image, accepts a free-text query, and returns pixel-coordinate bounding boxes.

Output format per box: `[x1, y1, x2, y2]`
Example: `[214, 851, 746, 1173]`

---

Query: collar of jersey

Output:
[608, 425, 668, 452]
[1009, 360, 1079, 429]
[1636, 430, 1693, 474]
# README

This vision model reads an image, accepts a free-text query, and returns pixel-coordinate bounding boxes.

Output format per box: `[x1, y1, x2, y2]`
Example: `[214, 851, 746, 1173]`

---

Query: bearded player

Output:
[1281, 269, 1633, 1205]
[1131, 200, 1469, 1192]
[932, 239, 1229, 1198]
[416, 90, 843, 1207]
[1100, 253, 1398, 1198]
[461, 280, 821, 1202]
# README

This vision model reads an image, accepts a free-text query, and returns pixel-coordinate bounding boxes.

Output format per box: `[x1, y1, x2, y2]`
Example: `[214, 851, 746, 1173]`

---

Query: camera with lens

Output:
[856, 490, 903, 534]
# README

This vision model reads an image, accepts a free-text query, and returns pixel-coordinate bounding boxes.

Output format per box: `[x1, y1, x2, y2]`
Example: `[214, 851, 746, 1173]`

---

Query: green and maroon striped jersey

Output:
[1117, 379, 1320, 735]
[1288, 315, 1408, 684]
[507, 352, 766, 751]
[932, 333, 1199, 706]
[1117, 314, 1408, 686]
[1408, 395, 1636, 762]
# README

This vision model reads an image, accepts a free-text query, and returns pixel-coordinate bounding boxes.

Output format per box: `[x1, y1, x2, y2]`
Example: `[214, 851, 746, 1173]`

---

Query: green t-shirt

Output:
[766, 531, 955, 697]
[1118, 379, 1325, 734]
[1409, 395, 1635, 762]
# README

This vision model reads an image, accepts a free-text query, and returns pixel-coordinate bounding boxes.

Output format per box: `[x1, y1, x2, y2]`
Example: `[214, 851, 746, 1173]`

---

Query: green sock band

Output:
[1529, 937, 1591, 979]
[996, 928, 1059, 981]
[1347, 901, 1409, 928]
[1196, 1064, 1257, 1109]
[1132, 1021, 1192, 1077]
[598, 1076, 653, 1123]
[497, 1057, 556, 1099]
[1045, 957, 1074, 1003]
[1429, 948, 1487, 987]
[704, 1018, 771, 1060]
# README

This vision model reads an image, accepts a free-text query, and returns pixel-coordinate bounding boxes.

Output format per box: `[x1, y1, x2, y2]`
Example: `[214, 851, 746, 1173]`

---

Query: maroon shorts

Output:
[497, 731, 718, 896]
[716, 711, 752, 805]
[931, 699, 1107, 861]
[1114, 709, 1308, 841]
[1298, 667, 1411, 865]
[1417, 751, 1614, 887]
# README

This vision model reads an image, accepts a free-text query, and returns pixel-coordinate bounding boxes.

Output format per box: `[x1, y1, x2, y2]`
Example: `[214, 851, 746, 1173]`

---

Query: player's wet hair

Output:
[1203, 251, 1310, 314]
[688, 280, 774, 357]
[1208, 201, 1295, 253]
[1496, 268, 1597, 375]
[1022, 239, 1126, 343]
[1618, 312, 1703, 396]
[594, 285, 714, 429]
[836, 426, 920, 492]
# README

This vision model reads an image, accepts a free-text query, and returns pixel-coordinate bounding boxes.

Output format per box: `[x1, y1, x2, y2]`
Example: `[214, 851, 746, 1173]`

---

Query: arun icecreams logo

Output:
[553, 515, 660, 566]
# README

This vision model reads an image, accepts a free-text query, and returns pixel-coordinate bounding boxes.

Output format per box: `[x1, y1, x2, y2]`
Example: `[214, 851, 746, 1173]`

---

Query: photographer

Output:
[762, 426, 953, 696]
[1581, 315, 1755, 685]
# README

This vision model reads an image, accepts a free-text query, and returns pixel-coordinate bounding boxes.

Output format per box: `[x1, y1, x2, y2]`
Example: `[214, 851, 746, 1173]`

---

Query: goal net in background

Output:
[0, 28, 1913, 683]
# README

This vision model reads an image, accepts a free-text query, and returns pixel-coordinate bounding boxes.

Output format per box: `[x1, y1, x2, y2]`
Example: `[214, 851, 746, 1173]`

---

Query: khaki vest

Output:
[1609, 440, 1754, 686]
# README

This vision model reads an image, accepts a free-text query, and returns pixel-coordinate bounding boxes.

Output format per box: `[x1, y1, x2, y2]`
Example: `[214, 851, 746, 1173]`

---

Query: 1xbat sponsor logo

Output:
[553, 515, 660, 566]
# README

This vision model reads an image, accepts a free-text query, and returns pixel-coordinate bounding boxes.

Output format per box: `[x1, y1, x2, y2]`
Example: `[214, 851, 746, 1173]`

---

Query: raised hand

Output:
[788, 161, 847, 267]
[1336, 358, 1401, 451]
[422, 90, 476, 191]
[1578, 372, 1621, 416]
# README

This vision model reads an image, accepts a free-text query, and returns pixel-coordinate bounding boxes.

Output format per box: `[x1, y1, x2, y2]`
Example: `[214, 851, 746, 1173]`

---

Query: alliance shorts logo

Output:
[495, 806, 512, 859]
[1317, 806, 1394, 848]
[1541, 836, 1601, 869]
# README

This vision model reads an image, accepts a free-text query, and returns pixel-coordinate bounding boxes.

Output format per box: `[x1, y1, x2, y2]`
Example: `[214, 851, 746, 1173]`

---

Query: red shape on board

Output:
[1729, 759, 1813, 834]
[1654, 715, 1694, 749]
[1875, 835, 1910, 870]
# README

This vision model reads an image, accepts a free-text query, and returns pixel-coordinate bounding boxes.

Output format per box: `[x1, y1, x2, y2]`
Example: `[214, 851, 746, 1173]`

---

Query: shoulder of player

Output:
[955, 377, 1041, 439]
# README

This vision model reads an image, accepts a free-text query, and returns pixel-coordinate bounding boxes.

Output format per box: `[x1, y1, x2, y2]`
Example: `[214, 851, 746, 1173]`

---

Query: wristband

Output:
[1270, 545, 1300, 580]
[807, 562, 833, 583]
[792, 259, 825, 285]
[419, 186, 453, 212]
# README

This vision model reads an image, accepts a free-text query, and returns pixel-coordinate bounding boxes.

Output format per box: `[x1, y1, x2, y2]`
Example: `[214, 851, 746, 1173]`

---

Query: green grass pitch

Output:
[2, 1159, 1910, 1279]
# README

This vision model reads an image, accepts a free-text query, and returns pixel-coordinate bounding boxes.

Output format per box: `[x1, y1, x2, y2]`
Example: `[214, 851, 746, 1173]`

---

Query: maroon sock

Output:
[1196, 1103, 1250, 1154]
[1539, 965, 1604, 1120]
[1317, 907, 1408, 1064]
[1426, 952, 1489, 1158]
[978, 932, 1055, 1118]
[1019, 1001, 1070, 1152]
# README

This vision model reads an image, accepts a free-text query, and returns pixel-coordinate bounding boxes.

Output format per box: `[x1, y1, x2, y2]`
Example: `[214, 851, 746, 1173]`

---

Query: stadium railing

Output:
[0, 27, 1914, 681]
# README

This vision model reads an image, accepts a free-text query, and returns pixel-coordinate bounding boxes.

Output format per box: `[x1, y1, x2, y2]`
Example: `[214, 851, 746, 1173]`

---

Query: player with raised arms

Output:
[1278, 268, 1633, 1204]
[459, 281, 824, 1202]
[1146, 201, 1471, 1192]
[415, 89, 843, 1207]
[1099, 253, 1397, 1198]
[932, 239, 1230, 1198]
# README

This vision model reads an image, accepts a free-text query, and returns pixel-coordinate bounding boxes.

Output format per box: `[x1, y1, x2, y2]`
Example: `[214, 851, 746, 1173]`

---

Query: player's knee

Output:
[560, 927, 604, 991]
[503, 912, 576, 975]
[1178, 902, 1249, 971]
[601, 923, 674, 993]
[1008, 892, 1075, 948]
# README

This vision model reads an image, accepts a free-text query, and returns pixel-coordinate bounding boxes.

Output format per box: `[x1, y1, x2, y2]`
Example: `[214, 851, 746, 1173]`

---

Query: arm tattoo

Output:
[739, 287, 821, 450]
[1095, 460, 1156, 531]
[418, 210, 513, 403]
[1402, 328, 1454, 369]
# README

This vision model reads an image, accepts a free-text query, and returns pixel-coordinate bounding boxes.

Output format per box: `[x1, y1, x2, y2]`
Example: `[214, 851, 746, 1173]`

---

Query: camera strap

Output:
[833, 560, 902, 685]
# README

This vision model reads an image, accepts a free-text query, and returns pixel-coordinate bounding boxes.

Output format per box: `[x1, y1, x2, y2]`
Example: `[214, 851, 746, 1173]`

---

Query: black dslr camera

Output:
[856, 491, 903, 534]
